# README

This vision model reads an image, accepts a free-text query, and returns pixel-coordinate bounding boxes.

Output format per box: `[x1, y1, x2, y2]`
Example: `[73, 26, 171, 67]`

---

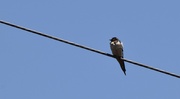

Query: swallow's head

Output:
[110, 37, 120, 42]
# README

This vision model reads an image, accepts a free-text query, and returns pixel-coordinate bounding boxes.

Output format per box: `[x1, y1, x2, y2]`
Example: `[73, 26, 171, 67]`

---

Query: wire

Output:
[122, 58, 180, 78]
[0, 20, 179, 78]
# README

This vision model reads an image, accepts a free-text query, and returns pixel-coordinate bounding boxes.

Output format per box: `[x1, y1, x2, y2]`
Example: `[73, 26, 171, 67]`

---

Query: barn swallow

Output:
[110, 37, 126, 75]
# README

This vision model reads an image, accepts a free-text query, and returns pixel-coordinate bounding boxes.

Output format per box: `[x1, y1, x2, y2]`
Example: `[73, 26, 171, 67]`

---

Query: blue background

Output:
[1, 0, 180, 99]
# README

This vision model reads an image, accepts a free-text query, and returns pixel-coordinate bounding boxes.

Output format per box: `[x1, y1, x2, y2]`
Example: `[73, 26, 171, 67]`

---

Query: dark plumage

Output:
[110, 37, 126, 75]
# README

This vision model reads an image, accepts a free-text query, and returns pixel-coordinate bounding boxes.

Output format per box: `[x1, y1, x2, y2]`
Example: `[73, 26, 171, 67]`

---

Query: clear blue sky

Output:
[1, 0, 180, 99]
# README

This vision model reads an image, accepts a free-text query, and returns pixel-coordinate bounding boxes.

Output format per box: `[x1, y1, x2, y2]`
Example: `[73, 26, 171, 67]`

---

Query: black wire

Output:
[0, 20, 179, 78]
[122, 58, 180, 78]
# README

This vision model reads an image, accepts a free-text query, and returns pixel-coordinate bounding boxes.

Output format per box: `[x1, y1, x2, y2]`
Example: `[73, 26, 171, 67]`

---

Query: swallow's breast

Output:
[110, 43, 123, 57]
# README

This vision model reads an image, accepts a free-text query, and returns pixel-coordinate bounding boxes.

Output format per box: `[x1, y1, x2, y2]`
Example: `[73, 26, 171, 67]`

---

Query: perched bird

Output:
[110, 37, 126, 75]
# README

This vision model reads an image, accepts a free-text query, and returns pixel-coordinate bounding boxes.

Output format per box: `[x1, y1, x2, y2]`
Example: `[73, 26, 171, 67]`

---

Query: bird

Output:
[110, 37, 126, 75]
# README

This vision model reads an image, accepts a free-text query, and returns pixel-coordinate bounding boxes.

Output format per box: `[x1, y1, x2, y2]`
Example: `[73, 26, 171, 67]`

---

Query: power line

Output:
[0, 20, 179, 78]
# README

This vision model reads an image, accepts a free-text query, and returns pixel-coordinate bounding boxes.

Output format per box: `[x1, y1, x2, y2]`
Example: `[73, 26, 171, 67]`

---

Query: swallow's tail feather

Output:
[116, 58, 126, 75]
